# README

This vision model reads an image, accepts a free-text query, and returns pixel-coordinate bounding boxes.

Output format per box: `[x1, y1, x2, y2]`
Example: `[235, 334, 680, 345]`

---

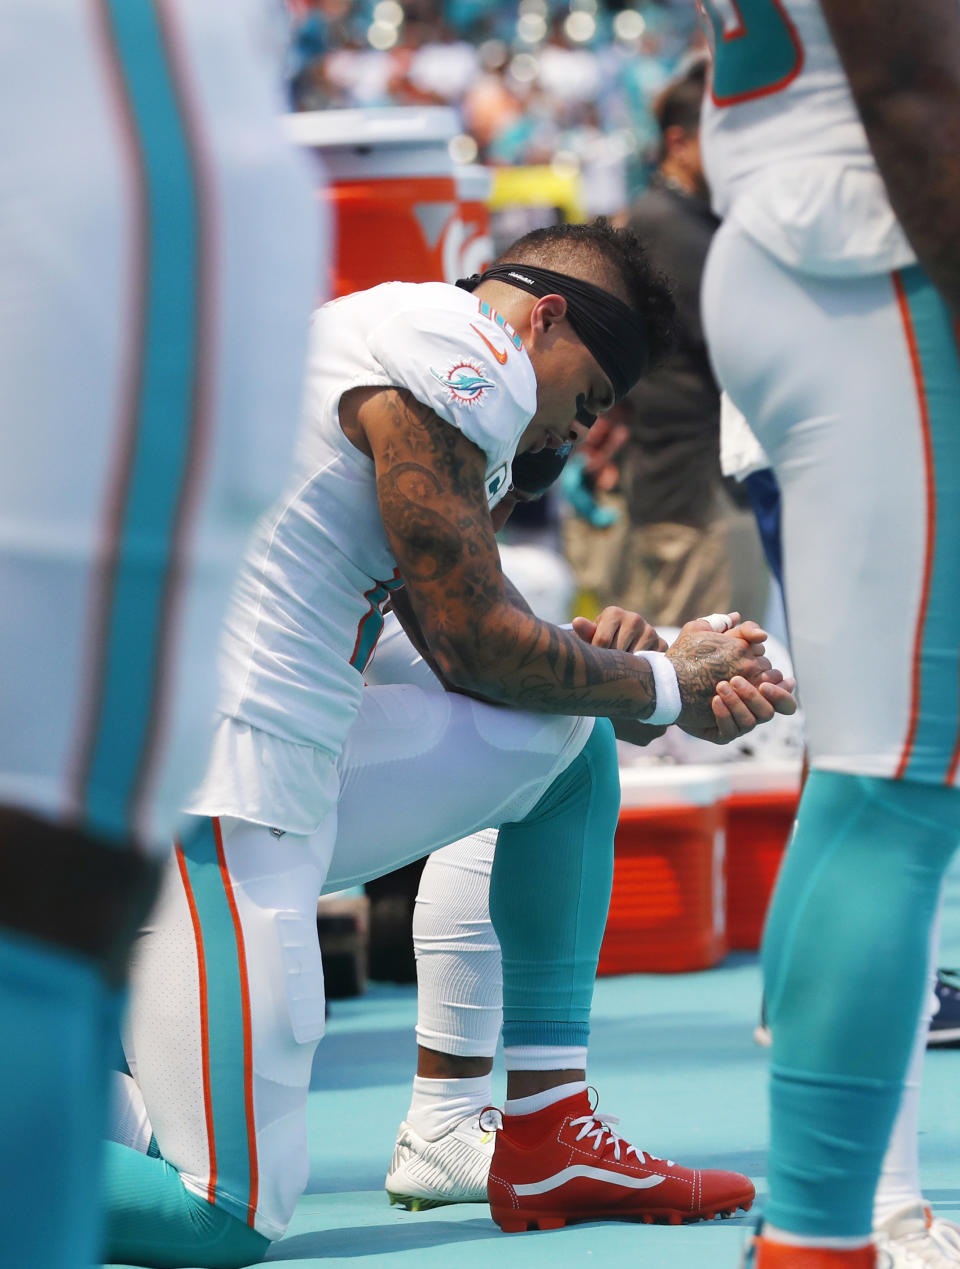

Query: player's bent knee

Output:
[178, 1197, 271, 1269]
[103, 1142, 271, 1268]
[519, 716, 619, 826]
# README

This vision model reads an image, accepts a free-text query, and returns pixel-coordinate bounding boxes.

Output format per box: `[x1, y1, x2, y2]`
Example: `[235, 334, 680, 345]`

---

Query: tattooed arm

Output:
[820, 0, 960, 313]
[389, 577, 536, 703]
[343, 385, 782, 727]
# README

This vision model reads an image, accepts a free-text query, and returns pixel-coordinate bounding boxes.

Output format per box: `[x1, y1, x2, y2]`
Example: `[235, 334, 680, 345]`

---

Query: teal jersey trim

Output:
[80, 0, 208, 841]
[894, 268, 960, 785]
[350, 571, 404, 672]
[701, 0, 803, 105]
[179, 818, 258, 1228]
[478, 299, 524, 351]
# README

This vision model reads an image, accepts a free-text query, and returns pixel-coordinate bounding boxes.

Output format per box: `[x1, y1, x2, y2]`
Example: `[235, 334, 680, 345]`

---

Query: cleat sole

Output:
[387, 1193, 452, 1212]
[492, 1196, 754, 1233]
[493, 1213, 531, 1233]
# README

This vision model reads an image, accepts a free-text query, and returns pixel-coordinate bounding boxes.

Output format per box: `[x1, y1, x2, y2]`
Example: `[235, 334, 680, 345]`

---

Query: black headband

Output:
[457, 263, 651, 403]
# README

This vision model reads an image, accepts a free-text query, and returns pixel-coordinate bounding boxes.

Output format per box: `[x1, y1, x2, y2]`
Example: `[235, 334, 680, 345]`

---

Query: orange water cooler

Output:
[443, 163, 494, 282]
[724, 760, 801, 951]
[285, 106, 461, 297]
[598, 766, 730, 975]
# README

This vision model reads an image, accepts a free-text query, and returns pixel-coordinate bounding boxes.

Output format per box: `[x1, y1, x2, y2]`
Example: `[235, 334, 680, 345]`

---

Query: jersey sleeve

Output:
[366, 304, 538, 463]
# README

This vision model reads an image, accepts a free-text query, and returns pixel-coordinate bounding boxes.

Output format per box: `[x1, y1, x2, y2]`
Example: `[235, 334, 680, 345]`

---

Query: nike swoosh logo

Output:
[512, 1166, 667, 1197]
[471, 324, 508, 364]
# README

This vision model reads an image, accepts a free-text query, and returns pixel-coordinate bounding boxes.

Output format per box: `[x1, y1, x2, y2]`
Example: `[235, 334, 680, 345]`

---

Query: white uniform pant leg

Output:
[702, 222, 960, 785]
[324, 685, 593, 891]
[125, 813, 334, 1242]
[127, 689, 589, 1240]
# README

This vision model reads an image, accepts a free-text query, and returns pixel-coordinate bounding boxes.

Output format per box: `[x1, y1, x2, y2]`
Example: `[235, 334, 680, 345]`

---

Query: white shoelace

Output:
[569, 1112, 673, 1166]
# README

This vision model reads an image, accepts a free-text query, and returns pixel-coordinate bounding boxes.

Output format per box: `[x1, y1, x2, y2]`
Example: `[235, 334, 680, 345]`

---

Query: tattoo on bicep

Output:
[375, 390, 500, 592]
[382, 389, 475, 494]
[378, 461, 466, 582]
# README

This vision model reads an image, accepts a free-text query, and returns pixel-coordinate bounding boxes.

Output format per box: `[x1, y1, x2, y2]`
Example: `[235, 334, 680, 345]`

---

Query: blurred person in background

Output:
[0, 2, 318, 1266]
[617, 56, 765, 627]
[560, 57, 767, 625]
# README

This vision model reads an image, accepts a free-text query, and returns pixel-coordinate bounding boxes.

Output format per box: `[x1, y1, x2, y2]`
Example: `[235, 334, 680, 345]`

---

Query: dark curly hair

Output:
[494, 217, 677, 370]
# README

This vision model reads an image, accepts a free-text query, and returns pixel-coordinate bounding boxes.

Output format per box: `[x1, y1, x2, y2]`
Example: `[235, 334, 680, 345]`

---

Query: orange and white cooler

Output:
[598, 766, 730, 976]
[284, 106, 461, 297]
[724, 759, 802, 951]
[443, 163, 494, 282]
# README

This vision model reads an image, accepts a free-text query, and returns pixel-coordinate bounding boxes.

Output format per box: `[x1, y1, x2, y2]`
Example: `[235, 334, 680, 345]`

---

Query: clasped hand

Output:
[571, 608, 797, 746]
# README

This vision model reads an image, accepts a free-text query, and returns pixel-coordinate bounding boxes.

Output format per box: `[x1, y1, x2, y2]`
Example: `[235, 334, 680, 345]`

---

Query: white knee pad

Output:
[275, 909, 326, 1046]
[413, 828, 502, 1057]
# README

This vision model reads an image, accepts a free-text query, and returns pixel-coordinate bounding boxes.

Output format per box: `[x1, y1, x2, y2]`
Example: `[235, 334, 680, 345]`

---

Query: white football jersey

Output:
[700, 0, 915, 275]
[188, 281, 538, 831]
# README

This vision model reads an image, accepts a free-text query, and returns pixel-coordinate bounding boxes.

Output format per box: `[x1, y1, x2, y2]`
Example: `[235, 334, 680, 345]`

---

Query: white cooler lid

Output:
[282, 108, 460, 181]
[619, 764, 730, 809]
[724, 759, 803, 796]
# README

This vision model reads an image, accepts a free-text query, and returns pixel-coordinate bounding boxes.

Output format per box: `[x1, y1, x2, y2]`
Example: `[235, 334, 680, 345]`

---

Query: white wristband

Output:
[634, 650, 681, 725]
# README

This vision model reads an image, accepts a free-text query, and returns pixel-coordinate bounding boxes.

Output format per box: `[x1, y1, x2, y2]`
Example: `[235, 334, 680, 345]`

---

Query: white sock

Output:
[504, 1080, 587, 1116]
[503, 1045, 588, 1071]
[764, 1225, 871, 1250]
[406, 1074, 492, 1140]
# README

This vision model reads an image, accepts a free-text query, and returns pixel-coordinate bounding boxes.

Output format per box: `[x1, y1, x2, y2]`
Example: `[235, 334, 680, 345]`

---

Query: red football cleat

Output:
[487, 1088, 755, 1233]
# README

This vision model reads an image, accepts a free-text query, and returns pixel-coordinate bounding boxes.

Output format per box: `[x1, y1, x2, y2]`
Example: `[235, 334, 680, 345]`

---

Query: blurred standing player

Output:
[0, 2, 318, 1266]
[699, 2, 960, 1266]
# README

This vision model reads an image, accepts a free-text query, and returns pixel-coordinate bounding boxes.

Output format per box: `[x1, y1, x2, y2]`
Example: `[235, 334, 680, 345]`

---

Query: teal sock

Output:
[0, 930, 112, 1269]
[492, 718, 620, 1048]
[763, 770, 960, 1237]
[102, 1141, 270, 1268]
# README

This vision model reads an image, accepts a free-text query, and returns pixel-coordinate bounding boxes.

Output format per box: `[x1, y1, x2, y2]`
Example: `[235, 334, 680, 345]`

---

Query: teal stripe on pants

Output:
[179, 818, 255, 1224]
[83, 0, 203, 838]
[897, 267, 960, 784]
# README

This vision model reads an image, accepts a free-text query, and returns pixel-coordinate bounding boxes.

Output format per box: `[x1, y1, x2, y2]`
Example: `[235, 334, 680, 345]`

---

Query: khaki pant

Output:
[562, 503, 741, 627]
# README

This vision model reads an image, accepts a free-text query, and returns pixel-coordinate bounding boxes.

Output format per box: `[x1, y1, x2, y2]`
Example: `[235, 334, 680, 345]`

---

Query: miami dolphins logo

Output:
[429, 359, 496, 406]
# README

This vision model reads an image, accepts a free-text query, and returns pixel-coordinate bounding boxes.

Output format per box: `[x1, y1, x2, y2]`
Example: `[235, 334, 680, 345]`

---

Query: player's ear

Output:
[530, 293, 567, 338]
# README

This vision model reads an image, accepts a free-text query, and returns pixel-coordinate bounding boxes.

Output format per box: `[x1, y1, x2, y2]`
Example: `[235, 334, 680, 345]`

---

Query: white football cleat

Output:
[875, 1202, 960, 1266]
[385, 1113, 496, 1211]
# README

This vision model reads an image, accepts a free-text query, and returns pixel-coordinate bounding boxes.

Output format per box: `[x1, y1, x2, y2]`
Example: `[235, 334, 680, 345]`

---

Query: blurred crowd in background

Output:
[287, 0, 704, 209]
